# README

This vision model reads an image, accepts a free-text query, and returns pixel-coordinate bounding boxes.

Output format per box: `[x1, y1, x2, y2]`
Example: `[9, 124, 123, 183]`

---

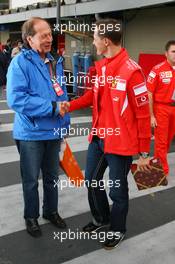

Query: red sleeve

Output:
[146, 68, 158, 94]
[69, 90, 93, 112]
[127, 70, 151, 153]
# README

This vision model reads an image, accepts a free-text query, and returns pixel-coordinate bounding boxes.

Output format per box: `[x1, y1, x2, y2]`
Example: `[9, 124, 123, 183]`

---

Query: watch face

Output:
[140, 152, 149, 158]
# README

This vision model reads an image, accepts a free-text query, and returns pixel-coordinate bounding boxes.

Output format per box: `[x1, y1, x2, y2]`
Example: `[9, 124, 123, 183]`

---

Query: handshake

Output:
[58, 101, 70, 117]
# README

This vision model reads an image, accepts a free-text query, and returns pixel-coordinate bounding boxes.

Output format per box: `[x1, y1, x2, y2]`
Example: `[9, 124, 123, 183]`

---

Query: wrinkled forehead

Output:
[33, 20, 51, 35]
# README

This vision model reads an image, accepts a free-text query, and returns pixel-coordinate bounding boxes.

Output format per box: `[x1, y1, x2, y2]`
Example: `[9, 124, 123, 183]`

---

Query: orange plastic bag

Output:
[59, 139, 84, 186]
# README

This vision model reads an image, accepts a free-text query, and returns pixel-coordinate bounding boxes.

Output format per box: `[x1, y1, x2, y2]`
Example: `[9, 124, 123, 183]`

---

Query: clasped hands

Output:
[58, 101, 70, 117]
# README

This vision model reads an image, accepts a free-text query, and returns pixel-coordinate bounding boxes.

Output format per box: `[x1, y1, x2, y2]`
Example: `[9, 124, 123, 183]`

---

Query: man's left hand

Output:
[137, 156, 152, 172]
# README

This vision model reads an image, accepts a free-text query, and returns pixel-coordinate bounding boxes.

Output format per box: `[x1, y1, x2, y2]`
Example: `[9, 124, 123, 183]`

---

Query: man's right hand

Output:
[58, 101, 70, 117]
[151, 115, 157, 128]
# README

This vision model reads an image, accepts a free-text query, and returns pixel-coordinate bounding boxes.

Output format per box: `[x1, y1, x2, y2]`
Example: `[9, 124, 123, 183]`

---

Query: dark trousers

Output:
[16, 140, 60, 219]
[85, 136, 132, 232]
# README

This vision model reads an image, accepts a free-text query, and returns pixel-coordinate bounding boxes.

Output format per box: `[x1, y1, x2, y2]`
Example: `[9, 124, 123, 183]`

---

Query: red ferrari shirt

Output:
[147, 60, 175, 104]
[69, 48, 151, 155]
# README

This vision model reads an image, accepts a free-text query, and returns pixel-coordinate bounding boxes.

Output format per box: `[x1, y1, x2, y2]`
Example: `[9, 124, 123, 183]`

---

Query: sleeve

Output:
[7, 59, 59, 118]
[146, 67, 158, 94]
[69, 89, 93, 112]
[127, 70, 151, 153]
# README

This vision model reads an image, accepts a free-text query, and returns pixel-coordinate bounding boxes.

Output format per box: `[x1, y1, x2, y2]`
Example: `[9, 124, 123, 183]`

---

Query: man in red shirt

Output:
[61, 19, 151, 249]
[147, 40, 175, 176]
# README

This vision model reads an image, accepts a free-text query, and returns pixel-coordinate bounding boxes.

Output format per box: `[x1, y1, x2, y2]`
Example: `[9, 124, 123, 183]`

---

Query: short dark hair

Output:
[165, 40, 175, 51]
[6, 38, 11, 43]
[95, 19, 122, 45]
[22, 17, 51, 48]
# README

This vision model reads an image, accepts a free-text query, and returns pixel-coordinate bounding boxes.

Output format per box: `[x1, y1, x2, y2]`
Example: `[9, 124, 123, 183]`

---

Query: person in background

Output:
[147, 40, 175, 177]
[4, 38, 12, 61]
[4, 38, 12, 52]
[11, 40, 23, 58]
[0, 49, 8, 102]
[7, 17, 70, 237]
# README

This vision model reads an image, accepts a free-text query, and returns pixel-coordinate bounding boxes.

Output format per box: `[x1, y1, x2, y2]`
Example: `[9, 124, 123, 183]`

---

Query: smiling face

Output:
[27, 20, 53, 58]
[166, 44, 175, 66]
[93, 27, 109, 56]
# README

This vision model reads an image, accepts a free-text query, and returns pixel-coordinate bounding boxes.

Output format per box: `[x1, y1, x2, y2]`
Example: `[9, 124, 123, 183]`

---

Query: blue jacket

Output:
[7, 48, 70, 140]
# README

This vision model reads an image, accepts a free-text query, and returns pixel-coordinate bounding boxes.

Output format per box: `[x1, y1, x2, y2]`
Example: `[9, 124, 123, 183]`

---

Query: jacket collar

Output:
[22, 48, 64, 63]
[22, 48, 56, 81]
[22, 48, 54, 63]
[165, 59, 175, 71]
[95, 48, 129, 75]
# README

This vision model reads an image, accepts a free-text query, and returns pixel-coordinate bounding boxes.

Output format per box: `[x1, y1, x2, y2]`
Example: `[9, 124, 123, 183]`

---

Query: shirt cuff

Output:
[52, 102, 59, 116]
[69, 101, 78, 112]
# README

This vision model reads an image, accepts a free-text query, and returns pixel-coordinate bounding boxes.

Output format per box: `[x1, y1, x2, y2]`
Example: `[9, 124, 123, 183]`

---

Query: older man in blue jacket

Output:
[7, 17, 70, 237]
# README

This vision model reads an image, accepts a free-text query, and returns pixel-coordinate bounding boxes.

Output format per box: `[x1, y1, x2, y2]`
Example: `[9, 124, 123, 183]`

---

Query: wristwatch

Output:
[139, 152, 150, 159]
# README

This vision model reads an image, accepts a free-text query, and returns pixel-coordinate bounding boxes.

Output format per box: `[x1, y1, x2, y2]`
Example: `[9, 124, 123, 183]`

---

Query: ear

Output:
[26, 36, 33, 46]
[104, 38, 110, 47]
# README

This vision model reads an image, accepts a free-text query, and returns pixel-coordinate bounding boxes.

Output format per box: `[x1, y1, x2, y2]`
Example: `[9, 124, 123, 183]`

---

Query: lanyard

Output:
[49, 61, 64, 96]
[49, 61, 56, 80]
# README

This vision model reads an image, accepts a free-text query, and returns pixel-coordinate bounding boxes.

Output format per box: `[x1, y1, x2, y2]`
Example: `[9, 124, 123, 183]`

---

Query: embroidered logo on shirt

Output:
[160, 71, 172, 79]
[133, 83, 147, 96]
[147, 76, 154, 84]
[113, 96, 119, 102]
[135, 94, 149, 107]
[149, 71, 156, 78]
[165, 71, 172, 78]
[147, 71, 156, 84]
[116, 79, 126, 91]
[162, 78, 171, 84]
[111, 79, 118, 88]
[110, 79, 126, 91]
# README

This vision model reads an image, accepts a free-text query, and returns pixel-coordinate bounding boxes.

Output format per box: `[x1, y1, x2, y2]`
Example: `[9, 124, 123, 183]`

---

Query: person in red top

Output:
[147, 40, 175, 176]
[61, 19, 151, 249]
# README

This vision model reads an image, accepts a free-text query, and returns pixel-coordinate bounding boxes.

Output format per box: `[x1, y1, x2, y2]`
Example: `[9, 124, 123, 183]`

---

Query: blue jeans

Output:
[85, 136, 132, 232]
[16, 140, 61, 219]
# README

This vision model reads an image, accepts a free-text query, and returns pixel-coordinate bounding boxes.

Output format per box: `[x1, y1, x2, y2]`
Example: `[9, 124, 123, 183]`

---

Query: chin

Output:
[44, 47, 51, 53]
[97, 50, 102, 56]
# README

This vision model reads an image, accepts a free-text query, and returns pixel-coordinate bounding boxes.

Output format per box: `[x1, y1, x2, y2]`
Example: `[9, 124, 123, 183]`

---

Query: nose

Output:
[47, 34, 53, 42]
[49, 36, 53, 42]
